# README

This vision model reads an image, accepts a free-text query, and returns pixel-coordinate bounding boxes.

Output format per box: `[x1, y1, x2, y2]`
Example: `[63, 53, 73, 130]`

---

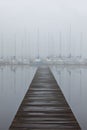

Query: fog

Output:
[0, 0, 87, 60]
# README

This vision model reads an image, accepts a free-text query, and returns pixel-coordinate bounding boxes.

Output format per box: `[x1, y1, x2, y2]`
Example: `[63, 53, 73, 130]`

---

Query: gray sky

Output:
[0, 0, 87, 59]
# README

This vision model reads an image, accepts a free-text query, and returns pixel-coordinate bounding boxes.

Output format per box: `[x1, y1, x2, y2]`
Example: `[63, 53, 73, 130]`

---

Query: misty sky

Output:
[0, 0, 87, 59]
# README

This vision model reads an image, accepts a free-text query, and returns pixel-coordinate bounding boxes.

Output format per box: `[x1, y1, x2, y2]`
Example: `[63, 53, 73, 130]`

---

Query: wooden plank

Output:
[9, 67, 81, 130]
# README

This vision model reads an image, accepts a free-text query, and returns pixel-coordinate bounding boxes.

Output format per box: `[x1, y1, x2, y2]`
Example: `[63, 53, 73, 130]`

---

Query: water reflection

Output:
[51, 65, 87, 130]
[0, 65, 37, 130]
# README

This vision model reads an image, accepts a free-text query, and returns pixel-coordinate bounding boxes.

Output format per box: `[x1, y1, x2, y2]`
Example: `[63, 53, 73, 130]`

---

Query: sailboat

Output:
[57, 32, 64, 64]
[0, 33, 4, 64]
[34, 28, 41, 64]
[46, 32, 51, 63]
[11, 33, 17, 64]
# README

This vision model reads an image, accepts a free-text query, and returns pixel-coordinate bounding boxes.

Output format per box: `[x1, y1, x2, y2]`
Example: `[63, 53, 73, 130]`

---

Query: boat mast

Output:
[24, 29, 26, 60]
[69, 24, 71, 58]
[1, 33, 3, 60]
[14, 33, 16, 61]
[28, 32, 30, 61]
[48, 32, 50, 59]
[37, 28, 40, 59]
[21, 37, 23, 63]
[80, 32, 83, 59]
[59, 32, 62, 58]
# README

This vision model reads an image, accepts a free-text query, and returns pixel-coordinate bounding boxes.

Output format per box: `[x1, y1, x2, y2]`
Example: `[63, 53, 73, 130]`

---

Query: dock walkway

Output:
[9, 67, 81, 130]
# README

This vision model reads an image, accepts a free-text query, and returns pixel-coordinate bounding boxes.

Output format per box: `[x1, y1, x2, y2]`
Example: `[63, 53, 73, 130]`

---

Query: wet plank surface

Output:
[9, 67, 81, 130]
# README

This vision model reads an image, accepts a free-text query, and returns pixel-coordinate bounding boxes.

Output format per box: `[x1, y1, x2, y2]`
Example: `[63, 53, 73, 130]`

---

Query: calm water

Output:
[0, 65, 87, 130]
[0, 65, 37, 130]
[51, 65, 87, 130]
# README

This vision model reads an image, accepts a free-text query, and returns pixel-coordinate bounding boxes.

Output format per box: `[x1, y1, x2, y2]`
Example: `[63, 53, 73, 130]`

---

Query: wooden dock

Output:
[9, 67, 81, 130]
